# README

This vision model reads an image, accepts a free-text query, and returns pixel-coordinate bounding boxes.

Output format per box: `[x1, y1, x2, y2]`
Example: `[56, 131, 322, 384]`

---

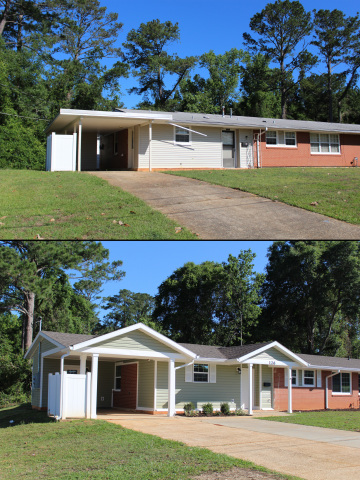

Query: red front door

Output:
[113, 363, 137, 409]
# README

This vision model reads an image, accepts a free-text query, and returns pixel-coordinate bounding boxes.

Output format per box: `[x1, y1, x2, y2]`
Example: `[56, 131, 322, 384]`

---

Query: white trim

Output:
[332, 371, 352, 395]
[248, 363, 253, 415]
[288, 367, 292, 413]
[265, 130, 297, 148]
[149, 121, 152, 172]
[79, 347, 186, 360]
[41, 347, 64, 358]
[237, 341, 309, 367]
[310, 132, 341, 155]
[39, 356, 44, 408]
[168, 359, 176, 416]
[24, 331, 65, 359]
[259, 364, 262, 409]
[173, 124, 192, 145]
[154, 360, 157, 410]
[90, 354, 99, 419]
[169, 123, 207, 137]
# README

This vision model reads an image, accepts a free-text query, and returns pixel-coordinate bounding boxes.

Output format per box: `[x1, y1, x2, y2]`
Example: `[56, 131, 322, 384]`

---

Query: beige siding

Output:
[42, 358, 61, 407]
[139, 125, 149, 168]
[32, 388, 40, 407]
[261, 366, 273, 409]
[251, 347, 291, 364]
[238, 129, 254, 168]
[133, 126, 139, 169]
[156, 362, 241, 411]
[32, 338, 59, 407]
[138, 360, 155, 409]
[96, 330, 178, 354]
[81, 132, 97, 170]
[97, 361, 114, 408]
[254, 365, 260, 407]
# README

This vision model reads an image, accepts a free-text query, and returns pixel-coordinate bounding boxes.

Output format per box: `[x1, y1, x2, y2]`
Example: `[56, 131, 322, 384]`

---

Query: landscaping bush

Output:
[183, 402, 195, 416]
[235, 409, 247, 416]
[220, 402, 230, 415]
[202, 403, 213, 416]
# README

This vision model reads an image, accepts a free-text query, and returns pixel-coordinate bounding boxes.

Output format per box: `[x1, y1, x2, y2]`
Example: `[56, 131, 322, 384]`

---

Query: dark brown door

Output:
[118, 129, 128, 169]
[113, 363, 137, 409]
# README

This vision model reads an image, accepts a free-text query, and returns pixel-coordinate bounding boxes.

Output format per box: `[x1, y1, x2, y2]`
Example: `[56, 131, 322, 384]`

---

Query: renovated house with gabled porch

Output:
[24, 323, 360, 420]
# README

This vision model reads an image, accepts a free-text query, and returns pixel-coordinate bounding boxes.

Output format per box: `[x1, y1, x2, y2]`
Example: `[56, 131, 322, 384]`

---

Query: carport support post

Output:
[248, 363, 253, 415]
[77, 118, 82, 172]
[168, 359, 176, 416]
[288, 368, 292, 413]
[148, 121, 152, 172]
[80, 354, 86, 375]
[90, 354, 99, 419]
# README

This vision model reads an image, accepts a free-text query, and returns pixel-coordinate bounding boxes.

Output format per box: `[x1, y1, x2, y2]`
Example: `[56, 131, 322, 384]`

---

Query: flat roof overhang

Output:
[45, 108, 173, 135]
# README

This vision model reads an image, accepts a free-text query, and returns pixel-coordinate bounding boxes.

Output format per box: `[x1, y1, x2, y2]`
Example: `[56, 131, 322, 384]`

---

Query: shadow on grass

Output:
[0, 403, 55, 428]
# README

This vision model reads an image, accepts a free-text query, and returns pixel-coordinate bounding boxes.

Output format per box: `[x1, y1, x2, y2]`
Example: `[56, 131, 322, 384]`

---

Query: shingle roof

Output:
[298, 353, 360, 370]
[42, 331, 96, 347]
[118, 109, 360, 135]
[179, 342, 274, 360]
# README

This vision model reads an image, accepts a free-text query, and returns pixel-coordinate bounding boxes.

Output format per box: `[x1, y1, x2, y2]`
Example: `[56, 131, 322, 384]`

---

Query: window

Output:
[333, 372, 351, 393]
[303, 370, 315, 386]
[310, 133, 340, 154]
[266, 130, 297, 147]
[115, 365, 122, 390]
[175, 126, 190, 143]
[291, 370, 297, 386]
[194, 364, 209, 382]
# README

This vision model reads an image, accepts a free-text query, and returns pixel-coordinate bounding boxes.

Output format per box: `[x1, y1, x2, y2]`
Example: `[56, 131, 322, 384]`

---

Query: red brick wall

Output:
[273, 368, 360, 411]
[113, 363, 137, 409]
[254, 130, 360, 168]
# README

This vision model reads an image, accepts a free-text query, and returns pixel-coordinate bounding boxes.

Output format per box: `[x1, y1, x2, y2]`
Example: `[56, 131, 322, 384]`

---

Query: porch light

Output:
[237, 367, 241, 375]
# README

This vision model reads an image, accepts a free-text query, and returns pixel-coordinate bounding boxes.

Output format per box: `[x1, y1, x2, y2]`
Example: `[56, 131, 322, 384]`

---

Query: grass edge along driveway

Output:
[0, 404, 301, 480]
[0, 170, 195, 239]
[166, 168, 360, 225]
[259, 410, 360, 432]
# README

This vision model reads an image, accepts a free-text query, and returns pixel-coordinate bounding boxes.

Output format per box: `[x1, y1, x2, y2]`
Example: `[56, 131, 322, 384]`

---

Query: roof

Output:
[179, 342, 274, 360]
[298, 353, 360, 370]
[117, 109, 360, 135]
[42, 331, 96, 348]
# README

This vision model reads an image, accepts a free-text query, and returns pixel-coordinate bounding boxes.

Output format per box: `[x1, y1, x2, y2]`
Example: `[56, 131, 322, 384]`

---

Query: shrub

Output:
[183, 402, 195, 416]
[235, 408, 247, 416]
[220, 402, 230, 415]
[202, 403, 213, 416]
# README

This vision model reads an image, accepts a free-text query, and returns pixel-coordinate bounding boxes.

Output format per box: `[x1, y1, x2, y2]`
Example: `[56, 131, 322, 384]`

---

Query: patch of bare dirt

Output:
[192, 467, 286, 480]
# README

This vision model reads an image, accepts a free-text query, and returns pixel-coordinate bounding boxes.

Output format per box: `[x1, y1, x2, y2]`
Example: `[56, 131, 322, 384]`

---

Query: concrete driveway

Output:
[99, 412, 360, 480]
[89, 171, 360, 240]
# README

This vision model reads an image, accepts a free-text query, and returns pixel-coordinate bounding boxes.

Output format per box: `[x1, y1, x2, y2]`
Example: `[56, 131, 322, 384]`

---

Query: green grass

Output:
[165, 168, 360, 225]
[260, 410, 360, 432]
[0, 404, 300, 480]
[0, 170, 196, 239]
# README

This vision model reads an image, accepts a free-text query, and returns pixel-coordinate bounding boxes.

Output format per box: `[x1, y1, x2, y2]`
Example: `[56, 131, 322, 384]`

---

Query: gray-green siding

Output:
[97, 361, 114, 408]
[95, 330, 177, 354]
[156, 362, 241, 411]
[261, 366, 273, 409]
[138, 360, 155, 409]
[251, 347, 292, 364]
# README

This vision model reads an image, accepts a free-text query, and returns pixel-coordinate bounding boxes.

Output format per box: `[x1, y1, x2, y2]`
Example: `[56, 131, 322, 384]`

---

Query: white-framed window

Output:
[115, 365, 122, 390]
[291, 369, 297, 386]
[303, 370, 315, 386]
[310, 133, 340, 154]
[333, 372, 351, 394]
[265, 130, 297, 147]
[194, 364, 209, 383]
[175, 126, 191, 144]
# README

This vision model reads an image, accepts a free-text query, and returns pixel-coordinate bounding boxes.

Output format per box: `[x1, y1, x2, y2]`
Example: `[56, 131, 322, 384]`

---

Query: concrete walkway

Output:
[99, 412, 360, 480]
[89, 171, 360, 240]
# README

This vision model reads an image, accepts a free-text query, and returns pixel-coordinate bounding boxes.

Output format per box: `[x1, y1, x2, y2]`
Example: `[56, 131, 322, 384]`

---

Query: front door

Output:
[222, 131, 235, 168]
[113, 363, 137, 409]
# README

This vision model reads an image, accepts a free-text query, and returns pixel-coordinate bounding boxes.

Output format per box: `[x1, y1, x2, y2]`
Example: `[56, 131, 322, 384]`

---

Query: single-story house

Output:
[45, 108, 360, 172]
[25, 323, 360, 419]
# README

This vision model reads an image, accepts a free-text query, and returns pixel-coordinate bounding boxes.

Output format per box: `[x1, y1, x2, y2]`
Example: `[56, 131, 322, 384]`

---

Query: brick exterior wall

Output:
[113, 363, 137, 409]
[273, 368, 360, 411]
[255, 130, 360, 168]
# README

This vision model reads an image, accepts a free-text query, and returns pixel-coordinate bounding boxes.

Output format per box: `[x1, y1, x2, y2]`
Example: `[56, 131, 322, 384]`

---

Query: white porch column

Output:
[148, 121, 152, 172]
[77, 118, 82, 172]
[80, 354, 87, 375]
[288, 367, 292, 413]
[90, 354, 99, 419]
[168, 359, 176, 417]
[248, 363, 253, 415]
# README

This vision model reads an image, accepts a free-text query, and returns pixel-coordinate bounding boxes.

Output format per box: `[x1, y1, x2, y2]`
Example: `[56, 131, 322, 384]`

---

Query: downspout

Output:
[60, 352, 70, 419]
[149, 121, 152, 172]
[325, 370, 340, 409]
[257, 131, 261, 168]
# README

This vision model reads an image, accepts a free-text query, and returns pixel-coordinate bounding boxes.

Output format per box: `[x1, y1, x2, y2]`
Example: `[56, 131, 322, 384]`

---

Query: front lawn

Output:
[0, 404, 299, 480]
[260, 410, 360, 432]
[166, 168, 360, 225]
[0, 170, 195, 239]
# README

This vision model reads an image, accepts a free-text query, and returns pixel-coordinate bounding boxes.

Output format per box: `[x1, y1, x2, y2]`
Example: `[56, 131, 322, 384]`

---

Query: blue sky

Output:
[99, 241, 272, 303]
[103, 0, 360, 108]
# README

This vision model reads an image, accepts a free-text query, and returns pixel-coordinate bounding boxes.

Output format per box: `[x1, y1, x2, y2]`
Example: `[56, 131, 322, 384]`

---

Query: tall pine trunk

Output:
[23, 291, 35, 352]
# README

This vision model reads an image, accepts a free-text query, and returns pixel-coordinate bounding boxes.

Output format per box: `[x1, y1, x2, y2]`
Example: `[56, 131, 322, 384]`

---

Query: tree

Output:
[96, 289, 156, 333]
[258, 241, 360, 356]
[123, 19, 197, 109]
[311, 9, 360, 122]
[243, 0, 315, 119]
[215, 252, 265, 346]
[0, 241, 124, 351]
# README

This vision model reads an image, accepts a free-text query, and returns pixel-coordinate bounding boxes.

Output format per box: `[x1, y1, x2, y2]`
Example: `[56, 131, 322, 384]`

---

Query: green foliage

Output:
[235, 409, 247, 416]
[183, 402, 195, 416]
[220, 402, 230, 415]
[123, 19, 197, 109]
[202, 403, 214, 416]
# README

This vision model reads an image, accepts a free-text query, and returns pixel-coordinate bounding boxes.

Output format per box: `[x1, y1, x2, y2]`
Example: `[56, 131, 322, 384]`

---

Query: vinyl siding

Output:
[138, 360, 155, 409]
[95, 330, 178, 354]
[261, 366, 273, 409]
[156, 362, 241, 411]
[238, 130, 254, 168]
[250, 347, 292, 364]
[97, 361, 114, 408]
[139, 125, 149, 168]
[31, 338, 59, 407]
[254, 365, 260, 406]
[31, 388, 40, 407]
[42, 358, 61, 407]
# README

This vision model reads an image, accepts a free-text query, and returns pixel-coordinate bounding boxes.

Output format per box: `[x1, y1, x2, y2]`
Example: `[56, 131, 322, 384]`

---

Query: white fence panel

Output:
[46, 133, 77, 171]
[63, 373, 89, 419]
[48, 373, 61, 417]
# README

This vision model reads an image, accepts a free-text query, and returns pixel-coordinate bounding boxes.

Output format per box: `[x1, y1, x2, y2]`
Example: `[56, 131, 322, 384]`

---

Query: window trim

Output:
[332, 372, 351, 395]
[310, 132, 341, 155]
[303, 370, 315, 387]
[174, 125, 192, 145]
[114, 364, 122, 391]
[265, 130, 297, 148]
[193, 363, 209, 383]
